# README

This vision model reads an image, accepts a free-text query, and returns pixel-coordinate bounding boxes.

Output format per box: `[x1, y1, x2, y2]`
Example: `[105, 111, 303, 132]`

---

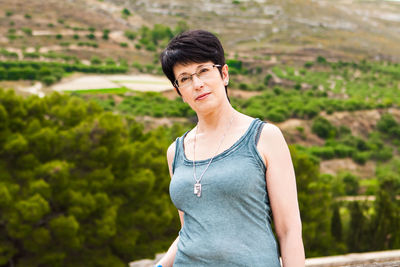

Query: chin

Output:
[195, 101, 220, 114]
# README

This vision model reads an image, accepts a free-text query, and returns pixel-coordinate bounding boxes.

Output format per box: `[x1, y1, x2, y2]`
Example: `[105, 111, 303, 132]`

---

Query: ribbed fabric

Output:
[169, 118, 281, 267]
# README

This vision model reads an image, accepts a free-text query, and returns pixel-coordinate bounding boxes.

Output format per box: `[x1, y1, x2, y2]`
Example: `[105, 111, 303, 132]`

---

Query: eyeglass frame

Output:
[173, 64, 222, 89]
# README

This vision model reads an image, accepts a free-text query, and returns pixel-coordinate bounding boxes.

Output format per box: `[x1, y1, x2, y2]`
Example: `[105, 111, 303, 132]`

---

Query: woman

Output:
[156, 30, 304, 267]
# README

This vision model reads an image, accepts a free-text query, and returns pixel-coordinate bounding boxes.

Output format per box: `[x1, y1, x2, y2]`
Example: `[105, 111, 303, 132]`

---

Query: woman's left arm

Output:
[258, 123, 305, 267]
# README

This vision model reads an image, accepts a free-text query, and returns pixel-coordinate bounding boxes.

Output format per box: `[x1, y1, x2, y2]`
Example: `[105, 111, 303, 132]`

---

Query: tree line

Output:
[0, 61, 128, 85]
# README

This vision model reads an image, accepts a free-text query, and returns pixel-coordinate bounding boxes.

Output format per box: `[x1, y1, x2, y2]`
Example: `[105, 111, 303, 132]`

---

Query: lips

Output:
[195, 92, 211, 101]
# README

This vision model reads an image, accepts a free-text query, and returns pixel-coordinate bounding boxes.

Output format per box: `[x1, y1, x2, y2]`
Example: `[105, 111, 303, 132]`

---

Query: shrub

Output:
[390, 127, 400, 138]
[296, 126, 304, 133]
[6, 11, 13, 16]
[144, 64, 155, 73]
[78, 42, 99, 48]
[311, 116, 337, 139]
[316, 56, 327, 64]
[1, 49, 18, 58]
[21, 28, 32, 36]
[226, 59, 243, 71]
[7, 67, 24, 80]
[23, 52, 40, 59]
[56, 34, 62, 39]
[7, 34, 17, 41]
[86, 33, 95, 40]
[24, 14, 32, 19]
[145, 43, 156, 51]
[21, 67, 36, 80]
[150, 24, 173, 45]
[132, 62, 143, 71]
[352, 151, 370, 165]
[301, 105, 320, 119]
[102, 29, 110, 40]
[338, 125, 351, 137]
[229, 68, 239, 75]
[304, 61, 313, 68]
[90, 56, 102, 65]
[332, 144, 354, 158]
[341, 173, 360, 195]
[122, 8, 131, 16]
[309, 146, 335, 159]
[264, 74, 272, 85]
[377, 113, 398, 133]
[124, 30, 136, 40]
[266, 110, 286, 122]
[105, 58, 116, 66]
[372, 146, 393, 162]
[239, 83, 249, 90]
[119, 42, 128, 48]
[41, 75, 56, 85]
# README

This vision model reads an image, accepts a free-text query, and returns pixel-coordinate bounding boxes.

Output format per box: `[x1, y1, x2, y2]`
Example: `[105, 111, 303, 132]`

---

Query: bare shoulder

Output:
[260, 122, 285, 142]
[257, 122, 289, 168]
[167, 141, 176, 165]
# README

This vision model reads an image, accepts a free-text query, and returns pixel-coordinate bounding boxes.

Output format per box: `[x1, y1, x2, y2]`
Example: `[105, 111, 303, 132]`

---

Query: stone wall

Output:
[130, 250, 400, 267]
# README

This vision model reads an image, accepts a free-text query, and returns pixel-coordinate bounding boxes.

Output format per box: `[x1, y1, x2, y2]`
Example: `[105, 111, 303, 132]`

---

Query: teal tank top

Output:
[169, 118, 281, 267]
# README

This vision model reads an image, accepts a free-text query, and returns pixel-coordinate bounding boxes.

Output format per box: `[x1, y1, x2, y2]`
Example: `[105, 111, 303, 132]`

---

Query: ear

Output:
[222, 64, 229, 85]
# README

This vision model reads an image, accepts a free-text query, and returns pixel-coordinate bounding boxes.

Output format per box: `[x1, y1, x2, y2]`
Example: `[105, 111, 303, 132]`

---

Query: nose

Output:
[192, 75, 204, 89]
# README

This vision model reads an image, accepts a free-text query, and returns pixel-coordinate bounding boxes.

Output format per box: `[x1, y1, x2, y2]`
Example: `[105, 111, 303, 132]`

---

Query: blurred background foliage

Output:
[0, 88, 399, 266]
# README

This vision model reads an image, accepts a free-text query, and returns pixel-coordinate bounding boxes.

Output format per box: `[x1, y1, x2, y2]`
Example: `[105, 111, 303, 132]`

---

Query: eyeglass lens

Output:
[177, 65, 216, 88]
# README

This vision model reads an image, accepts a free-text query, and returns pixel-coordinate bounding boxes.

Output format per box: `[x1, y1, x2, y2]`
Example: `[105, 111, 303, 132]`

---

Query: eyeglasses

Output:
[174, 64, 221, 89]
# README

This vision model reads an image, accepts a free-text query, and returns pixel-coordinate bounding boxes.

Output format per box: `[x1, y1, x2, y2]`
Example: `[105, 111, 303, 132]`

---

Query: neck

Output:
[195, 104, 237, 134]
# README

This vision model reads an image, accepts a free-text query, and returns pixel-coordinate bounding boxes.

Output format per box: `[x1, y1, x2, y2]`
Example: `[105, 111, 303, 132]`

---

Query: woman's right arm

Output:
[154, 142, 184, 267]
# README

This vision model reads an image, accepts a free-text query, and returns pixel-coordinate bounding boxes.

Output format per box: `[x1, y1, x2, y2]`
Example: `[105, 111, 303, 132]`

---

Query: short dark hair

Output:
[160, 30, 227, 97]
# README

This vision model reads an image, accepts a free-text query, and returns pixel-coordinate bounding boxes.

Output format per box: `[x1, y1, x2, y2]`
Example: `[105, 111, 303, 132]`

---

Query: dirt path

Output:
[51, 73, 172, 92]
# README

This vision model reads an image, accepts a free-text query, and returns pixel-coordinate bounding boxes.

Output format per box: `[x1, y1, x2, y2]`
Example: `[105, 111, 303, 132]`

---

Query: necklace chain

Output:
[192, 113, 235, 196]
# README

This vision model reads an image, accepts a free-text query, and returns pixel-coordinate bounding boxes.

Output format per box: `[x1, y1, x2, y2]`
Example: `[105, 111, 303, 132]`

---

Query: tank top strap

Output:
[172, 130, 190, 174]
[242, 118, 267, 171]
[241, 118, 265, 145]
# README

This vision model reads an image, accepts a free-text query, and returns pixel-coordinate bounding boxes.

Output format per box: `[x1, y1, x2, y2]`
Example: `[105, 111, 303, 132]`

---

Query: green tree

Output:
[290, 146, 334, 257]
[370, 174, 400, 250]
[331, 204, 342, 242]
[347, 201, 367, 252]
[0, 89, 180, 266]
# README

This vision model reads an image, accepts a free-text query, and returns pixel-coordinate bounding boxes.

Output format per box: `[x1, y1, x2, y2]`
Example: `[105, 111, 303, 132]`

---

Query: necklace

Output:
[192, 113, 235, 197]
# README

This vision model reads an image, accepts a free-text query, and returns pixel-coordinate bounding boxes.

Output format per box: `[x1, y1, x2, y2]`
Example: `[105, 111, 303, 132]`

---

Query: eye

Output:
[199, 67, 210, 73]
[179, 76, 189, 83]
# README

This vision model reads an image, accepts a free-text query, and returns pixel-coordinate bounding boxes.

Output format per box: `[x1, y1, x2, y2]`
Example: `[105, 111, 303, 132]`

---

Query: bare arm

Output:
[258, 124, 305, 267]
[154, 141, 184, 267]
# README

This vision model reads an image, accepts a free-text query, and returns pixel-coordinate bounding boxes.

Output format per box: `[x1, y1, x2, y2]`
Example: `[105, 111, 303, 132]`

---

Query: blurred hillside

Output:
[118, 0, 400, 61]
[1, 0, 400, 65]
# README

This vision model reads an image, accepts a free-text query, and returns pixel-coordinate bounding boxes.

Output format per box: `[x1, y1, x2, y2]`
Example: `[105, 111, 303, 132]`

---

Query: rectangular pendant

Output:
[194, 183, 202, 197]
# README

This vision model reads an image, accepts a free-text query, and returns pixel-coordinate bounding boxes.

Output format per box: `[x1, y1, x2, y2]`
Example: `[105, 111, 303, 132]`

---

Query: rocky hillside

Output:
[1, 0, 400, 63]
[112, 0, 400, 60]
